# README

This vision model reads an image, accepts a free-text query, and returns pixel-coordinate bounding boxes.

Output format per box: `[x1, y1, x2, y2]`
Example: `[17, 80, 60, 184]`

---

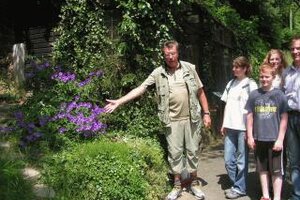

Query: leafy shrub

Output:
[12, 58, 108, 157]
[104, 93, 163, 138]
[41, 137, 169, 200]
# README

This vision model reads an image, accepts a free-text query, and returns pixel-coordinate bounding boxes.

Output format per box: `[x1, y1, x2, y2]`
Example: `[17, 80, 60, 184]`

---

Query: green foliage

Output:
[116, 0, 182, 68]
[0, 153, 34, 200]
[199, 0, 273, 79]
[13, 0, 188, 157]
[53, 0, 110, 68]
[41, 137, 169, 200]
[14, 58, 107, 156]
[102, 84, 163, 138]
[51, 0, 187, 140]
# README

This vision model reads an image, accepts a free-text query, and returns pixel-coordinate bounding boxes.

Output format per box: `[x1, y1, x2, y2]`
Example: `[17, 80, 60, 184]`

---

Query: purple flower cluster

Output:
[14, 112, 48, 147]
[50, 69, 102, 86]
[52, 100, 106, 136]
[51, 71, 76, 83]
[0, 126, 15, 133]
[78, 77, 92, 87]
[25, 61, 51, 78]
[78, 70, 103, 87]
[18, 64, 106, 146]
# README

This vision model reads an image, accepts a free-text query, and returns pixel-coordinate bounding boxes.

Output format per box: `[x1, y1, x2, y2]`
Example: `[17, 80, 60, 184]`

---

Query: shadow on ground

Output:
[217, 172, 292, 200]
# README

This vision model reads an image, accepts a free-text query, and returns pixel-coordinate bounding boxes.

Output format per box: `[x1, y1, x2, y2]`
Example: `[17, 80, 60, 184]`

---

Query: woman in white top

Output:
[263, 49, 287, 88]
[220, 56, 258, 199]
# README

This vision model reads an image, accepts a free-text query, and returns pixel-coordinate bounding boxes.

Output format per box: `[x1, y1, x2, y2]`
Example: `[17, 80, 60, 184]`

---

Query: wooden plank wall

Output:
[27, 27, 57, 58]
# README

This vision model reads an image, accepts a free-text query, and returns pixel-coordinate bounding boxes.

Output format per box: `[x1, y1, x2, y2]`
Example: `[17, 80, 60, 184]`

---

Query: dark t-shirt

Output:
[245, 88, 288, 141]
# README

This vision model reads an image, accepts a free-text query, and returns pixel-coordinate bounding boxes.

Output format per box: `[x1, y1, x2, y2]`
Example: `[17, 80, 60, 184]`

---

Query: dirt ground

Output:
[177, 139, 292, 200]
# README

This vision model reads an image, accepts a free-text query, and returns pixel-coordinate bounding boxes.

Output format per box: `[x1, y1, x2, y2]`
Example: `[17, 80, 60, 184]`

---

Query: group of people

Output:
[104, 36, 300, 200]
[221, 37, 300, 200]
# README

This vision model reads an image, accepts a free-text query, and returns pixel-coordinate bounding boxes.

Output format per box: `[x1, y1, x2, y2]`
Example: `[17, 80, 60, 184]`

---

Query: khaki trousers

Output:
[165, 118, 202, 174]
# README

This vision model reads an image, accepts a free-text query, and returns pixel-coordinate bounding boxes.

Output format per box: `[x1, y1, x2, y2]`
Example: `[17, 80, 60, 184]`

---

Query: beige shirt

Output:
[142, 65, 203, 121]
[167, 68, 190, 120]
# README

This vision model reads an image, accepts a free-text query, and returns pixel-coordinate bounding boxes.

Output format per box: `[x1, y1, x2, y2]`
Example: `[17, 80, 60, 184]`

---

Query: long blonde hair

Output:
[262, 49, 287, 75]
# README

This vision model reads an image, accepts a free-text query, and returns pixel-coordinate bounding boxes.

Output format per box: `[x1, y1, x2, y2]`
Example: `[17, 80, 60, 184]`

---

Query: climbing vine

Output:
[50, 0, 188, 136]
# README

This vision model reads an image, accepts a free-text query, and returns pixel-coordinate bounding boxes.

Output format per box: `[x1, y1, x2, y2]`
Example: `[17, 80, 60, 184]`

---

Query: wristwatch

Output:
[203, 112, 210, 116]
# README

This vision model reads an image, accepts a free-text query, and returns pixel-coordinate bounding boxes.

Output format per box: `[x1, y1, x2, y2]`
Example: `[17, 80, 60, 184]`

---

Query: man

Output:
[282, 36, 300, 200]
[104, 40, 211, 200]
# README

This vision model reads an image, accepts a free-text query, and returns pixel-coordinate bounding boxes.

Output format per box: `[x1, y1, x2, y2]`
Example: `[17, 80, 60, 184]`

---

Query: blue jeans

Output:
[287, 112, 300, 200]
[224, 129, 248, 194]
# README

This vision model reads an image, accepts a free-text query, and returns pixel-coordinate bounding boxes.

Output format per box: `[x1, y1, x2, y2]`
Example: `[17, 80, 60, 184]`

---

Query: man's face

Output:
[163, 46, 179, 69]
[291, 39, 300, 64]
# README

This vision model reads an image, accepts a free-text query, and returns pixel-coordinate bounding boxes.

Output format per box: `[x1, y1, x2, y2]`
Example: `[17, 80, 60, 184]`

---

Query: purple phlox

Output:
[14, 111, 27, 128]
[14, 111, 24, 120]
[78, 77, 92, 87]
[91, 106, 105, 115]
[78, 70, 103, 87]
[51, 113, 67, 121]
[27, 122, 36, 134]
[25, 131, 43, 142]
[58, 127, 67, 134]
[39, 116, 50, 127]
[43, 61, 50, 68]
[66, 101, 77, 113]
[14, 111, 46, 143]
[76, 121, 107, 132]
[25, 61, 51, 78]
[74, 95, 80, 101]
[77, 102, 92, 109]
[36, 62, 50, 71]
[0, 126, 15, 133]
[89, 70, 103, 77]
[54, 65, 62, 72]
[52, 101, 106, 135]
[51, 71, 76, 83]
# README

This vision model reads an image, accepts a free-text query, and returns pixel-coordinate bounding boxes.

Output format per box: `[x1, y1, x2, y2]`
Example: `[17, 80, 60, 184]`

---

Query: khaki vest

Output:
[154, 61, 202, 128]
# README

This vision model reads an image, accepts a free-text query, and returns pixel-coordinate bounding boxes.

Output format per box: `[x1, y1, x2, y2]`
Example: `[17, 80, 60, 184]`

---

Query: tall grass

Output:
[0, 150, 35, 200]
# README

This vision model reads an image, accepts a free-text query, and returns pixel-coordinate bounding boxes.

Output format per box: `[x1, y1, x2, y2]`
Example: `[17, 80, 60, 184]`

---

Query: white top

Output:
[272, 74, 282, 89]
[221, 77, 258, 131]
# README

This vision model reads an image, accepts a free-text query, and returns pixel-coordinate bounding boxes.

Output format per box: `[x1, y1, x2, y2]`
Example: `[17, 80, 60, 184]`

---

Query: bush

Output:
[41, 136, 169, 200]
[13, 58, 108, 156]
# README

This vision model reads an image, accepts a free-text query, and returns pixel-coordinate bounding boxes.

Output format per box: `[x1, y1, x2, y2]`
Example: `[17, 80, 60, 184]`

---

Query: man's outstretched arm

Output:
[104, 85, 147, 113]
